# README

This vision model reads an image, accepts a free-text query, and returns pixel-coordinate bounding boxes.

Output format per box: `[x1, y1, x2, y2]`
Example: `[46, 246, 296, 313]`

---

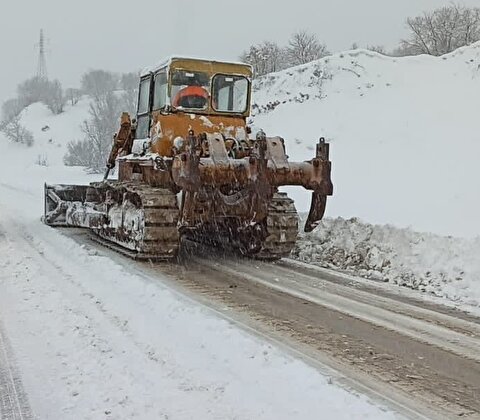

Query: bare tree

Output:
[43, 80, 65, 114]
[1, 115, 34, 146]
[119, 72, 139, 115]
[81, 70, 118, 99]
[1, 98, 25, 121]
[16, 77, 65, 114]
[17, 77, 51, 108]
[400, 4, 480, 56]
[64, 91, 122, 172]
[240, 41, 287, 77]
[65, 88, 82, 106]
[366, 45, 387, 54]
[63, 138, 95, 167]
[120, 72, 139, 91]
[66, 69, 140, 172]
[240, 46, 262, 75]
[287, 30, 329, 66]
[1, 97, 33, 146]
[121, 90, 138, 117]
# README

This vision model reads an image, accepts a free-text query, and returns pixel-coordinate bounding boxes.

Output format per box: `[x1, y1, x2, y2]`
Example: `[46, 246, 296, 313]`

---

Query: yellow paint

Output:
[150, 112, 246, 156]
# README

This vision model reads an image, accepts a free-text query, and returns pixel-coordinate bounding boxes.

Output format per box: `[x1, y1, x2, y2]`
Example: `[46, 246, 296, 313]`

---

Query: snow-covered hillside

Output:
[0, 98, 95, 195]
[15, 98, 90, 166]
[252, 42, 480, 239]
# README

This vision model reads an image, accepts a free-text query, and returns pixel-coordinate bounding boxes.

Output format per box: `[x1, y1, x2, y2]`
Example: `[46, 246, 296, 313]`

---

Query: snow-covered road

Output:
[176, 251, 480, 419]
[0, 317, 33, 420]
[0, 181, 396, 419]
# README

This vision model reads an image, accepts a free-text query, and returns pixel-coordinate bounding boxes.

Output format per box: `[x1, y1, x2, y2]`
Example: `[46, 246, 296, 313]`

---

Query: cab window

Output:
[212, 75, 249, 113]
[137, 78, 151, 114]
[136, 77, 152, 138]
[153, 70, 168, 110]
[136, 117, 150, 139]
[171, 70, 210, 110]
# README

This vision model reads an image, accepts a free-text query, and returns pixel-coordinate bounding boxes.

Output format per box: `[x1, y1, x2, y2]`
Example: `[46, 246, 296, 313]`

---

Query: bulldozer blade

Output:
[304, 191, 327, 233]
[43, 183, 103, 227]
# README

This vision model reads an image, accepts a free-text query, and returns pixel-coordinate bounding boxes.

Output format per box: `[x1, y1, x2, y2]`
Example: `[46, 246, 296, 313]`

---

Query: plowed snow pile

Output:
[251, 43, 480, 309]
[294, 217, 480, 309]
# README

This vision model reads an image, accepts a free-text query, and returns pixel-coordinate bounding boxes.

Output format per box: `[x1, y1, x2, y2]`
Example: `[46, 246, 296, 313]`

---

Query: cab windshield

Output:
[171, 70, 210, 110]
[212, 75, 249, 113]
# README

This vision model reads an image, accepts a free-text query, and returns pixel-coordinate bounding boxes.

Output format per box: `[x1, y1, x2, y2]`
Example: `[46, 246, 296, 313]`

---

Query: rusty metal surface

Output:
[168, 58, 252, 79]
[304, 192, 327, 233]
[266, 137, 289, 170]
[149, 113, 247, 157]
[107, 112, 133, 168]
[206, 133, 229, 165]
[171, 155, 332, 193]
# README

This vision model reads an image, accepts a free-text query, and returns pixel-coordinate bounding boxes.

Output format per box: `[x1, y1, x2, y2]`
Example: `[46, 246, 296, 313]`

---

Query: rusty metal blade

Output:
[304, 192, 327, 233]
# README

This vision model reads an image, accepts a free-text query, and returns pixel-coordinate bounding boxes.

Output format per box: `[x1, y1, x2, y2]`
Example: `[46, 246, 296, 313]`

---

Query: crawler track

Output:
[255, 192, 299, 259]
[95, 184, 181, 260]
[94, 189, 299, 261]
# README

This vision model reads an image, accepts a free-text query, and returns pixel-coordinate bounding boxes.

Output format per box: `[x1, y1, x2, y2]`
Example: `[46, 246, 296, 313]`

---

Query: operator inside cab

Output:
[172, 70, 210, 109]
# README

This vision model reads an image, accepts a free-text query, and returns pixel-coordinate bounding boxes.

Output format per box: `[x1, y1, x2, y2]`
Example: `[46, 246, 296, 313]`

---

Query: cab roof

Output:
[141, 56, 253, 79]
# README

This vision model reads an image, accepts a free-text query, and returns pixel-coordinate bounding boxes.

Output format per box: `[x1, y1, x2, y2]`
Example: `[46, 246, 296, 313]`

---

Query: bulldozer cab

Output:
[136, 57, 253, 140]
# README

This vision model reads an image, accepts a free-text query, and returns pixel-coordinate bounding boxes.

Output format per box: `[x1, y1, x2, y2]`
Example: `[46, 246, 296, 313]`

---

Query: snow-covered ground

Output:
[0, 129, 396, 418]
[2, 42, 480, 416]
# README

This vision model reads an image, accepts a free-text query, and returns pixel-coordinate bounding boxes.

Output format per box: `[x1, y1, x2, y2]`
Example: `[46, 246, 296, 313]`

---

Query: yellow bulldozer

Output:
[44, 57, 333, 260]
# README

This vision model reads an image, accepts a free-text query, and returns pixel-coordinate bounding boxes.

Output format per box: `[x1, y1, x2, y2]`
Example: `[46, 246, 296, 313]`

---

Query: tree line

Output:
[241, 4, 480, 77]
[240, 30, 330, 77]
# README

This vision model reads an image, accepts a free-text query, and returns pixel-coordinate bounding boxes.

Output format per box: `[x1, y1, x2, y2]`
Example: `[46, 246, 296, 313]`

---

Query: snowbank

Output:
[252, 43, 480, 238]
[294, 217, 480, 309]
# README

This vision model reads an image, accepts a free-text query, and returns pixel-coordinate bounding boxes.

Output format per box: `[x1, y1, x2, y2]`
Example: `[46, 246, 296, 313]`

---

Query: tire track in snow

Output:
[0, 320, 33, 420]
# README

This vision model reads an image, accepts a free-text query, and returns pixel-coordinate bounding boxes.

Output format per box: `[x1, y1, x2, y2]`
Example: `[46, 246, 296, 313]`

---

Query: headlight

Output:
[173, 136, 185, 151]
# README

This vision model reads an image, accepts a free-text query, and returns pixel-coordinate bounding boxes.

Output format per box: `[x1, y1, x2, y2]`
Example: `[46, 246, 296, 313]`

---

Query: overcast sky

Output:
[1, 0, 480, 101]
